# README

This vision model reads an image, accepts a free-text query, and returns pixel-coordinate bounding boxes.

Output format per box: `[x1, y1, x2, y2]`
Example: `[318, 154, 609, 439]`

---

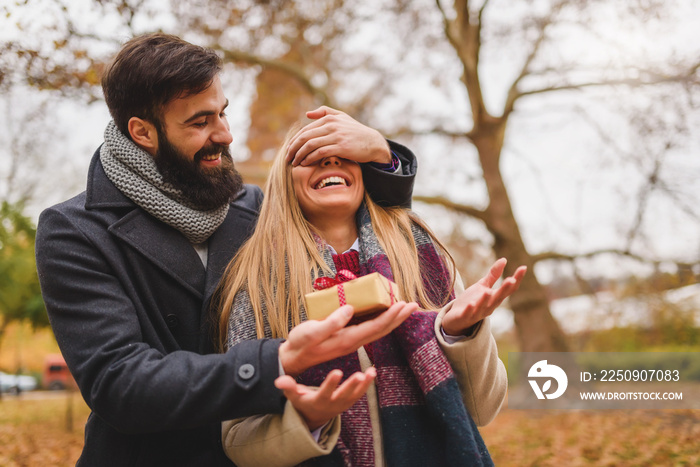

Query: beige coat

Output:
[222, 281, 507, 467]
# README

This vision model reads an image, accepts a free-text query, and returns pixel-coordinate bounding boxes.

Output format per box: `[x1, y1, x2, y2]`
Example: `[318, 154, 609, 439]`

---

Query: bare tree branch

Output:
[218, 49, 334, 107]
[502, 0, 568, 118]
[438, 0, 489, 123]
[413, 195, 488, 222]
[513, 67, 700, 101]
[387, 126, 472, 140]
[478, 0, 490, 19]
[625, 158, 661, 250]
[531, 249, 699, 269]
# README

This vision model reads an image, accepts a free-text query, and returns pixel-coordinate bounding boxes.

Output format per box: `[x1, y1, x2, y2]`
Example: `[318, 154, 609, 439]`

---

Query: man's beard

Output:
[154, 133, 243, 211]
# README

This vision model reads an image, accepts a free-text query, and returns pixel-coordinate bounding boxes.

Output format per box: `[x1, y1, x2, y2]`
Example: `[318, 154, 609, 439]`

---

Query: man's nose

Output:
[210, 117, 233, 145]
[321, 156, 341, 166]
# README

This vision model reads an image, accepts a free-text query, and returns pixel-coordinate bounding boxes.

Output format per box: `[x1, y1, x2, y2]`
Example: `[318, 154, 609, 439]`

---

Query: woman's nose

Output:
[321, 156, 341, 166]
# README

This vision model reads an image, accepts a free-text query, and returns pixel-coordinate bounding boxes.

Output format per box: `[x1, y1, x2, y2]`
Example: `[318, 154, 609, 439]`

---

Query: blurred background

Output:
[0, 0, 698, 465]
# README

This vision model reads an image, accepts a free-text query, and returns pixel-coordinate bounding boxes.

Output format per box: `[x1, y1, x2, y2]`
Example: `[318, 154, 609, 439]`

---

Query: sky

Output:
[1, 0, 699, 286]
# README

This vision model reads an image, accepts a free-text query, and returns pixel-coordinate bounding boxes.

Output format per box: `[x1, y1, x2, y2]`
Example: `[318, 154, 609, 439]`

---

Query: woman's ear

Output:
[127, 117, 159, 155]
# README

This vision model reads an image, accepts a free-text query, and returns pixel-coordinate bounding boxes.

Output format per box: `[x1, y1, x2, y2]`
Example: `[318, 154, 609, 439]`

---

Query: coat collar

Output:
[85, 147, 256, 303]
[85, 145, 134, 210]
[87, 147, 204, 296]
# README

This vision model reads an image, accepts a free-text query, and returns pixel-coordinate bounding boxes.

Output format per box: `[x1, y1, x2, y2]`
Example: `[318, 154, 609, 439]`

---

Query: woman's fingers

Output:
[316, 369, 344, 398]
[479, 258, 507, 288]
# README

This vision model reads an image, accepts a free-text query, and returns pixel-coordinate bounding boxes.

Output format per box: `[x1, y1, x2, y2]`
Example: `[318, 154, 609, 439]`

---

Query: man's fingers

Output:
[287, 127, 331, 166]
[295, 141, 340, 167]
[306, 106, 341, 119]
[285, 108, 344, 163]
[285, 124, 321, 163]
[316, 301, 415, 357]
[281, 302, 414, 376]
[313, 305, 355, 338]
[348, 301, 417, 347]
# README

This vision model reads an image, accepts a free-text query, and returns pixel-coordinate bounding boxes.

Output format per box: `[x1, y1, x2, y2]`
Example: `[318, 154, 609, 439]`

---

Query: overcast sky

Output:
[2, 0, 699, 284]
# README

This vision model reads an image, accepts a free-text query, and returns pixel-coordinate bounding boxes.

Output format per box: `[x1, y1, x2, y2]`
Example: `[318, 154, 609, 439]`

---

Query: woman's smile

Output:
[314, 175, 349, 190]
[292, 156, 364, 224]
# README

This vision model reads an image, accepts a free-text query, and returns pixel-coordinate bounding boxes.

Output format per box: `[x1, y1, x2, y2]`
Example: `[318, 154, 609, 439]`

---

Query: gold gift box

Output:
[304, 272, 400, 321]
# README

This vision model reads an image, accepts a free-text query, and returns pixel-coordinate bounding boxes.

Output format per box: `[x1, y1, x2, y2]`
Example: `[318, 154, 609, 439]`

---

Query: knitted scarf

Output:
[226, 205, 493, 467]
[100, 121, 229, 244]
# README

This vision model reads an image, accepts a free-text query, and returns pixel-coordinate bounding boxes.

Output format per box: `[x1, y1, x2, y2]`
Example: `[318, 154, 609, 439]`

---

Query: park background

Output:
[0, 0, 698, 465]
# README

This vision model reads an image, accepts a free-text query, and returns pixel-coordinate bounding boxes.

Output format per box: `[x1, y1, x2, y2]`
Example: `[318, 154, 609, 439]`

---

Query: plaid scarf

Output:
[226, 205, 493, 466]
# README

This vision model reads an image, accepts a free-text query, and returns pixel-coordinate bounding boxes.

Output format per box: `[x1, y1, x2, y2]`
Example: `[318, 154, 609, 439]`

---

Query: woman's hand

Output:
[275, 368, 376, 431]
[442, 258, 527, 336]
[285, 106, 392, 167]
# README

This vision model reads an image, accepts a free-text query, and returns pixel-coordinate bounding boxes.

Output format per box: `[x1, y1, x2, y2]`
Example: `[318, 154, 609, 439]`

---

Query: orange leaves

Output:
[481, 408, 700, 466]
[0, 394, 90, 467]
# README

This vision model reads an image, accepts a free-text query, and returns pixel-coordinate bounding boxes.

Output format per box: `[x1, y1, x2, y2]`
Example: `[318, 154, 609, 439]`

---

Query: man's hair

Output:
[101, 33, 222, 137]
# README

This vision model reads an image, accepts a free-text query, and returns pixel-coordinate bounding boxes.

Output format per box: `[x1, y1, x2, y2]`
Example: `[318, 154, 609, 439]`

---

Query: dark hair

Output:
[101, 33, 222, 137]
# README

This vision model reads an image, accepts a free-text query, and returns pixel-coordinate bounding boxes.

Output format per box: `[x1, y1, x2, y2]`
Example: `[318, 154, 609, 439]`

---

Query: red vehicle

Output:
[42, 354, 76, 390]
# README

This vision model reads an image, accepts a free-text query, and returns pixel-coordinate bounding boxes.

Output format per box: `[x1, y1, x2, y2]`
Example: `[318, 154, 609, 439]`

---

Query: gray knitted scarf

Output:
[100, 121, 229, 244]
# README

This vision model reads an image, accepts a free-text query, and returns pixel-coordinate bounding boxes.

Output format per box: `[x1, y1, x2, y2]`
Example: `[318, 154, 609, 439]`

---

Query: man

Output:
[35, 33, 418, 466]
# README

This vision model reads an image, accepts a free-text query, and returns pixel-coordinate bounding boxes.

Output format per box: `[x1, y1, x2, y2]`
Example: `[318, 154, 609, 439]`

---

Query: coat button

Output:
[238, 364, 255, 380]
[165, 314, 179, 329]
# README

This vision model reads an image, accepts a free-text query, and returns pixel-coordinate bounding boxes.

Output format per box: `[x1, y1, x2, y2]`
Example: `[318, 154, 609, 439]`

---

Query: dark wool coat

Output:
[35, 143, 416, 466]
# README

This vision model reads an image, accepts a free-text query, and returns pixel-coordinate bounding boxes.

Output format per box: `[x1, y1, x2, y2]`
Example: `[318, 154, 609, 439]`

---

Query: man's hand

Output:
[442, 258, 527, 336]
[285, 106, 392, 167]
[279, 301, 417, 377]
[275, 368, 376, 431]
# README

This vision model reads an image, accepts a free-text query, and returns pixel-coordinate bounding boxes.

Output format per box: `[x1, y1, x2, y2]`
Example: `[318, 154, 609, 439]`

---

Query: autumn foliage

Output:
[1, 395, 698, 467]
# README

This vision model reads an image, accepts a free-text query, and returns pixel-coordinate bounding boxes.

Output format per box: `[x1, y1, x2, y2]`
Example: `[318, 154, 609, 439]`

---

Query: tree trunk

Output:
[474, 119, 569, 352]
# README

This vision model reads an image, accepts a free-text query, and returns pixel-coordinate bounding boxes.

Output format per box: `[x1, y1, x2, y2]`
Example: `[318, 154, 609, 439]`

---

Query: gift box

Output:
[304, 272, 400, 321]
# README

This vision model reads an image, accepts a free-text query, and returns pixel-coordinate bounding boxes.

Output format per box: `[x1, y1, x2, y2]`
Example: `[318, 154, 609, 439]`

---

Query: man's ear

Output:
[128, 117, 159, 155]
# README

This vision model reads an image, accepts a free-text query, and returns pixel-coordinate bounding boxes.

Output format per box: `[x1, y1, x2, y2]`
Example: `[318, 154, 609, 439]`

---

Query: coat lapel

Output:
[86, 148, 206, 298]
[86, 148, 259, 352]
[198, 201, 259, 353]
[203, 203, 258, 304]
[109, 210, 206, 298]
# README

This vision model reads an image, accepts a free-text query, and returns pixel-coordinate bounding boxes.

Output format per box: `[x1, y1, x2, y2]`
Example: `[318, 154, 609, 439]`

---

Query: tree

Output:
[0, 202, 48, 351]
[2, 0, 699, 351]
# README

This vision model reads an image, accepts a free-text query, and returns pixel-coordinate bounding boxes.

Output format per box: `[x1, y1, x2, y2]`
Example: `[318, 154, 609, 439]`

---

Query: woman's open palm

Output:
[442, 258, 527, 336]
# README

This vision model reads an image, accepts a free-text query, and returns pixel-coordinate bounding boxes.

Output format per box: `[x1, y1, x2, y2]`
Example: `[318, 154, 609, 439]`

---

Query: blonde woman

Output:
[217, 125, 526, 467]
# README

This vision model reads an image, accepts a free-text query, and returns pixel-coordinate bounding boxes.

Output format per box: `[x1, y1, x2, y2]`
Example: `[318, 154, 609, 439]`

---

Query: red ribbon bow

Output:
[313, 270, 358, 291]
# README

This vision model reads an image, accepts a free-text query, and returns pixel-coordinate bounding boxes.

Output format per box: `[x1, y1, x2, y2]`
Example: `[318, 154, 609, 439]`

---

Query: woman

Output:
[217, 126, 525, 467]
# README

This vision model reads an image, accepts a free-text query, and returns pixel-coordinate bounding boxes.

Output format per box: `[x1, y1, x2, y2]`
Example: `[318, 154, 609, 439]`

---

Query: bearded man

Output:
[35, 33, 417, 466]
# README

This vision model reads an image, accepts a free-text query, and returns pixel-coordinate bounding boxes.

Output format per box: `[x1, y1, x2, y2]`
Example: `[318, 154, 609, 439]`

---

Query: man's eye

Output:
[193, 121, 207, 127]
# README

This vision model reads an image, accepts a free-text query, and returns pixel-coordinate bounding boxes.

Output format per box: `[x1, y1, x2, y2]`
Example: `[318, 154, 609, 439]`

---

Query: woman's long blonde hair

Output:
[216, 127, 455, 348]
